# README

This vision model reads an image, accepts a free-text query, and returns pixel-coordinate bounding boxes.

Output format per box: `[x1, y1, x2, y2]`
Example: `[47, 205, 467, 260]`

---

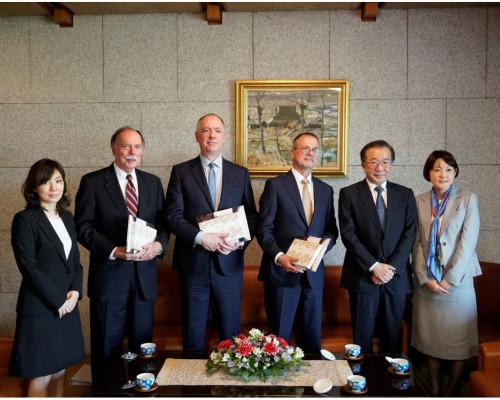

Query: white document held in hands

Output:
[126, 215, 157, 253]
[286, 236, 331, 272]
[197, 205, 251, 243]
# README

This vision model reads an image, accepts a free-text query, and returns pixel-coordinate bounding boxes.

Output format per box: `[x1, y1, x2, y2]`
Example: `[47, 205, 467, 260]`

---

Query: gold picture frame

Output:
[236, 79, 349, 178]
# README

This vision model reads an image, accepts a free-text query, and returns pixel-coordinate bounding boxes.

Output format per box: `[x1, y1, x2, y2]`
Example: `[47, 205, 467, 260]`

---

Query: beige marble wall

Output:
[1, 8, 499, 353]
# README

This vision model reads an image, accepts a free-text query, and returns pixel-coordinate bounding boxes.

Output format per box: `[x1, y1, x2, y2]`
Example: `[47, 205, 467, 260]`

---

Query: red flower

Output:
[218, 339, 234, 351]
[263, 342, 279, 356]
[277, 337, 288, 348]
[236, 339, 253, 357]
[236, 333, 246, 340]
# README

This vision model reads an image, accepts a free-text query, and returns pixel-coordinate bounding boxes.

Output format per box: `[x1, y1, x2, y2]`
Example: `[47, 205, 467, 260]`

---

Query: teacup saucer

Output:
[134, 382, 158, 392]
[344, 353, 364, 361]
[313, 378, 333, 394]
[388, 366, 411, 376]
[343, 384, 368, 394]
[139, 352, 158, 359]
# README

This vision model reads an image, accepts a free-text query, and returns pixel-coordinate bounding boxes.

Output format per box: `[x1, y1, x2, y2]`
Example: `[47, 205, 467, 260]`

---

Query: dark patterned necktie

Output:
[375, 185, 386, 230]
[126, 175, 138, 217]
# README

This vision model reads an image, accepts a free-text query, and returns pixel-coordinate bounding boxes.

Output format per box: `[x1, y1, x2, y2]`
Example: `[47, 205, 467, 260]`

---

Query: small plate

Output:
[138, 352, 158, 359]
[313, 378, 333, 394]
[134, 382, 159, 392]
[343, 384, 368, 394]
[388, 366, 411, 376]
[320, 349, 336, 361]
[344, 353, 364, 361]
[121, 352, 137, 361]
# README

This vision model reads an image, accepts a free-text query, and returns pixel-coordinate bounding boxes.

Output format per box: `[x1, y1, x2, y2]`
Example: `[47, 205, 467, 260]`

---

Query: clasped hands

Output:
[425, 278, 451, 295]
[371, 263, 396, 285]
[277, 254, 304, 274]
[58, 290, 79, 318]
[115, 241, 163, 262]
[201, 232, 243, 255]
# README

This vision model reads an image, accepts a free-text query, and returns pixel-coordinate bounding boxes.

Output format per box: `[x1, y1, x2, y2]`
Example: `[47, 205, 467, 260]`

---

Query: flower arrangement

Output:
[205, 328, 310, 382]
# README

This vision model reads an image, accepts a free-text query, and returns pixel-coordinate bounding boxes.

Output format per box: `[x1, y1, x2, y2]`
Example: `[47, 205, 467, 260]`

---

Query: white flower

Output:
[294, 347, 304, 358]
[210, 351, 219, 361]
[249, 328, 263, 338]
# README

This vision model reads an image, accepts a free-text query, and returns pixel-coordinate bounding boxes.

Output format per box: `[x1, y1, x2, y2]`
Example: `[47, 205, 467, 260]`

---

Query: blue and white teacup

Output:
[390, 358, 410, 374]
[136, 372, 155, 391]
[347, 375, 366, 392]
[140, 342, 156, 357]
[345, 344, 361, 358]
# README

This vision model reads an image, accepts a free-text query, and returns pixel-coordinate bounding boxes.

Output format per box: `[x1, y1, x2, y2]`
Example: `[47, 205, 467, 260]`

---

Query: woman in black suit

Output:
[8, 159, 85, 397]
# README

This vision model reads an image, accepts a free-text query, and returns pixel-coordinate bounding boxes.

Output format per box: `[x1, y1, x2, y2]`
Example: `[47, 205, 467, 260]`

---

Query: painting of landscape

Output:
[236, 80, 349, 178]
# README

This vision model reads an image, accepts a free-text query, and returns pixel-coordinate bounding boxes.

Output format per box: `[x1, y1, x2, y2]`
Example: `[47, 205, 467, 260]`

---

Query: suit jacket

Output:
[74, 164, 167, 302]
[11, 208, 83, 317]
[257, 170, 339, 289]
[339, 179, 417, 295]
[412, 186, 481, 287]
[165, 156, 258, 276]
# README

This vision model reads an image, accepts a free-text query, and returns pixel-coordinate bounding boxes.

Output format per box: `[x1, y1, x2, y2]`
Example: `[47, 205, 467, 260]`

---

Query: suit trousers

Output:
[90, 263, 154, 385]
[264, 277, 323, 353]
[179, 254, 243, 352]
[349, 286, 406, 354]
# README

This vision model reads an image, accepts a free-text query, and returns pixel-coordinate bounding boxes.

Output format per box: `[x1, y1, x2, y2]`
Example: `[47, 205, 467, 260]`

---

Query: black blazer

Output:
[257, 170, 339, 289]
[74, 164, 167, 302]
[338, 180, 417, 295]
[165, 156, 258, 276]
[11, 208, 83, 317]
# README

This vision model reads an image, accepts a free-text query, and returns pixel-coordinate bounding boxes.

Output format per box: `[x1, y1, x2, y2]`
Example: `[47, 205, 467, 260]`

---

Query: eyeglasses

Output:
[363, 159, 392, 168]
[293, 146, 321, 154]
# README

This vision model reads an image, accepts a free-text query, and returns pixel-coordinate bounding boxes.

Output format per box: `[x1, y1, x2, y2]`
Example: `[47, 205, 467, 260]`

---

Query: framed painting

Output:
[236, 80, 349, 178]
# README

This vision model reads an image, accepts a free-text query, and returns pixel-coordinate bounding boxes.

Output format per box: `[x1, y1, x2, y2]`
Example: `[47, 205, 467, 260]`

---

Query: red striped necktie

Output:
[126, 175, 138, 217]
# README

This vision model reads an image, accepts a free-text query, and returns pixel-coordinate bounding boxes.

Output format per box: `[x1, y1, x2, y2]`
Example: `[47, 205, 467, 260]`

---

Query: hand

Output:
[372, 263, 396, 284]
[277, 254, 304, 274]
[425, 279, 449, 295]
[200, 232, 230, 253]
[113, 241, 161, 262]
[58, 290, 79, 318]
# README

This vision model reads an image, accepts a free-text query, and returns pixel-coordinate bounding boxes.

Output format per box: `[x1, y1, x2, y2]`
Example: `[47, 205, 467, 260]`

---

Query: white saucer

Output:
[313, 378, 333, 394]
[320, 349, 336, 361]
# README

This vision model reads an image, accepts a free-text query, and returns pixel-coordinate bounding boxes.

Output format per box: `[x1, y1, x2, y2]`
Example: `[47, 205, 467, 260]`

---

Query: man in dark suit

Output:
[338, 139, 417, 354]
[165, 113, 258, 352]
[257, 132, 338, 353]
[74, 127, 167, 384]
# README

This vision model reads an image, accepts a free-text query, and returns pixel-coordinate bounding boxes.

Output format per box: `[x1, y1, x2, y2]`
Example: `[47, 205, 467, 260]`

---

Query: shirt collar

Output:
[291, 167, 312, 185]
[200, 155, 222, 169]
[113, 163, 137, 181]
[366, 179, 387, 192]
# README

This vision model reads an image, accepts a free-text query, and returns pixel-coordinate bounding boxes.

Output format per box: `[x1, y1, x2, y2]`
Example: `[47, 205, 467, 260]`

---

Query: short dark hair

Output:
[292, 132, 319, 148]
[22, 159, 70, 212]
[360, 140, 395, 163]
[422, 150, 459, 182]
[110, 127, 145, 148]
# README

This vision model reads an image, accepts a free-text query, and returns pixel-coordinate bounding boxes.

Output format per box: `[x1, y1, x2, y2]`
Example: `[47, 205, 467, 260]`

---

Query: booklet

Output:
[286, 236, 331, 272]
[126, 215, 157, 253]
[196, 205, 251, 243]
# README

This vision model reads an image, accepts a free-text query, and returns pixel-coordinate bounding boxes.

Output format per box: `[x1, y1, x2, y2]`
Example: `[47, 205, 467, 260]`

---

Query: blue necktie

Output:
[208, 162, 216, 208]
[375, 185, 386, 230]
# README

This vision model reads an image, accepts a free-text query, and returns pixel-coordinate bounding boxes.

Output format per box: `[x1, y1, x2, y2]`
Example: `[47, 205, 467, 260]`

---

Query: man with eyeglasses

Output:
[338, 139, 417, 354]
[74, 127, 167, 385]
[257, 132, 339, 353]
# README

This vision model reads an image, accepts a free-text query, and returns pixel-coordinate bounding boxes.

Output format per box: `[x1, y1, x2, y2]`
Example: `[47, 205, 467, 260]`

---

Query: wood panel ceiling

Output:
[0, 2, 497, 26]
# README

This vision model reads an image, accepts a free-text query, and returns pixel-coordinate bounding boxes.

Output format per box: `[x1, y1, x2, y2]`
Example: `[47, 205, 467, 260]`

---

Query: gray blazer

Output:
[412, 186, 481, 287]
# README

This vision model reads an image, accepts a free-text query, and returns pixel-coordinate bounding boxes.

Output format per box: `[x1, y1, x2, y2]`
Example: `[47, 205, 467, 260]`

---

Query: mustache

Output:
[126, 156, 138, 161]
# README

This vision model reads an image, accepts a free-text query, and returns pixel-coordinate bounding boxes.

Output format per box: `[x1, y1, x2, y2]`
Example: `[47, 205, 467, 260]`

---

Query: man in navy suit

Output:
[338, 140, 417, 354]
[165, 113, 258, 352]
[74, 127, 167, 384]
[257, 132, 338, 353]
